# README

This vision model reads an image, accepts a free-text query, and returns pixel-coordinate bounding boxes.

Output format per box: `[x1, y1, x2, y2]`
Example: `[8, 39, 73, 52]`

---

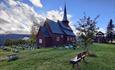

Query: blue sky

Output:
[22, 0, 115, 32]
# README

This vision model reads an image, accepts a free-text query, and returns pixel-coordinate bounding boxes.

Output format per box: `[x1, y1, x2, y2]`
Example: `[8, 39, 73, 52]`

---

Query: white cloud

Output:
[8, 0, 17, 6]
[47, 10, 63, 22]
[46, 8, 72, 22]
[29, 0, 43, 8]
[0, 0, 45, 34]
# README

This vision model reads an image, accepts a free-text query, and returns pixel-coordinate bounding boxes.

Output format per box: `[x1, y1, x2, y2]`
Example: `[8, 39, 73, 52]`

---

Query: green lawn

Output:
[0, 43, 115, 70]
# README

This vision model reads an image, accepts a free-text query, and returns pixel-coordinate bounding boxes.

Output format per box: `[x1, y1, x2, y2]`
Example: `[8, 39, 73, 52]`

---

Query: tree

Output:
[30, 21, 39, 48]
[76, 15, 99, 51]
[106, 19, 114, 43]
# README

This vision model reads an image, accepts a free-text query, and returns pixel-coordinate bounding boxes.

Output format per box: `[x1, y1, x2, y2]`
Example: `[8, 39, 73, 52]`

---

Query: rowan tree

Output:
[76, 15, 99, 51]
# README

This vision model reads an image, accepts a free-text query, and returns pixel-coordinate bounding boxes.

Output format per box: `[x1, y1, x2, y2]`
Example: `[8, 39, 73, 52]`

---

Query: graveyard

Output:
[0, 43, 115, 70]
[0, 0, 115, 70]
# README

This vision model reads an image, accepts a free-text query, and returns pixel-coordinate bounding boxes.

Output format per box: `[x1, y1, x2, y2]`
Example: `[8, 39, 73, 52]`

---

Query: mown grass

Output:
[0, 43, 115, 70]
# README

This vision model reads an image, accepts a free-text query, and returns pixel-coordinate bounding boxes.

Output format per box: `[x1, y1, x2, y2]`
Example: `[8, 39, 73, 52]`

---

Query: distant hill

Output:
[0, 34, 31, 47]
[0, 34, 31, 40]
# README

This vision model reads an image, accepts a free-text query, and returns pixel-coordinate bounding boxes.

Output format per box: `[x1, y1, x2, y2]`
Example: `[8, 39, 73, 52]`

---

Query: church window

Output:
[56, 37, 60, 41]
[61, 35, 63, 38]
[39, 39, 42, 44]
[67, 37, 69, 41]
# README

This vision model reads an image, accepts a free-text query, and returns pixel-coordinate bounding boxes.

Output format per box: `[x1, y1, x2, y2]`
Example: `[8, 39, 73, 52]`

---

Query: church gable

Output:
[46, 19, 64, 34]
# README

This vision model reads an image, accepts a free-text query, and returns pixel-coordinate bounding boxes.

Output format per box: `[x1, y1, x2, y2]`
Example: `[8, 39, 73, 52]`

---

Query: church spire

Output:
[62, 3, 69, 26]
[63, 4, 68, 21]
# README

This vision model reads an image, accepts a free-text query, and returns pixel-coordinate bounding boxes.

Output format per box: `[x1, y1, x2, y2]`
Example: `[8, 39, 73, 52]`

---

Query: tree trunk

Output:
[84, 42, 89, 52]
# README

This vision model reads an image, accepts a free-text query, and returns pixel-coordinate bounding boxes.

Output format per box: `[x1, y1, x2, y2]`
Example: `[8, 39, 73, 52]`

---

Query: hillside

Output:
[0, 43, 115, 70]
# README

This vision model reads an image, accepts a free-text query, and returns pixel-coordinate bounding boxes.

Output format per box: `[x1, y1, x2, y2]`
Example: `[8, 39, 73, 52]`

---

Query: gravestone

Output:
[7, 54, 18, 62]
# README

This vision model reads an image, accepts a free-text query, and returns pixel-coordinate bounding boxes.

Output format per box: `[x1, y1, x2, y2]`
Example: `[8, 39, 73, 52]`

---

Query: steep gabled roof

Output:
[63, 29, 75, 36]
[59, 21, 71, 30]
[40, 26, 50, 37]
[46, 19, 63, 34]
[58, 21, 75, 36]
[96, 31, 104, 35]
[38, 19, 75, 36]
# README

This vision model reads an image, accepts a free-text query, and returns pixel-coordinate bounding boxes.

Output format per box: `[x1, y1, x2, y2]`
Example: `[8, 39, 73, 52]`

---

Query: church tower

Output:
[62, 4, 69, 27]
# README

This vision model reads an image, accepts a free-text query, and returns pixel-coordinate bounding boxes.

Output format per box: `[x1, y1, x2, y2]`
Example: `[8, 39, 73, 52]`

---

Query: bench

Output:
[70, 51, 88, 70]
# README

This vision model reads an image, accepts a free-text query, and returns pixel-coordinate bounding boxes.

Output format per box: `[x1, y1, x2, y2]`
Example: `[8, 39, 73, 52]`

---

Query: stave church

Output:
[36, 5, 76, 47]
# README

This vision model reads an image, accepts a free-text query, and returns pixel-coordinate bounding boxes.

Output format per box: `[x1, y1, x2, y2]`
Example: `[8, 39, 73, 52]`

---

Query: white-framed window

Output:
[56, 37, 60, 41]
[70, 37, 72, 41]
[39, 39, 42, 44]
[67, 37, 69, 41]
[61, 35, 63, 38]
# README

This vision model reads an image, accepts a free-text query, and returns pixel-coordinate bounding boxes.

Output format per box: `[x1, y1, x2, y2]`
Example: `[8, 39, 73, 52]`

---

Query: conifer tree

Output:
[106, 19, 114, 43]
